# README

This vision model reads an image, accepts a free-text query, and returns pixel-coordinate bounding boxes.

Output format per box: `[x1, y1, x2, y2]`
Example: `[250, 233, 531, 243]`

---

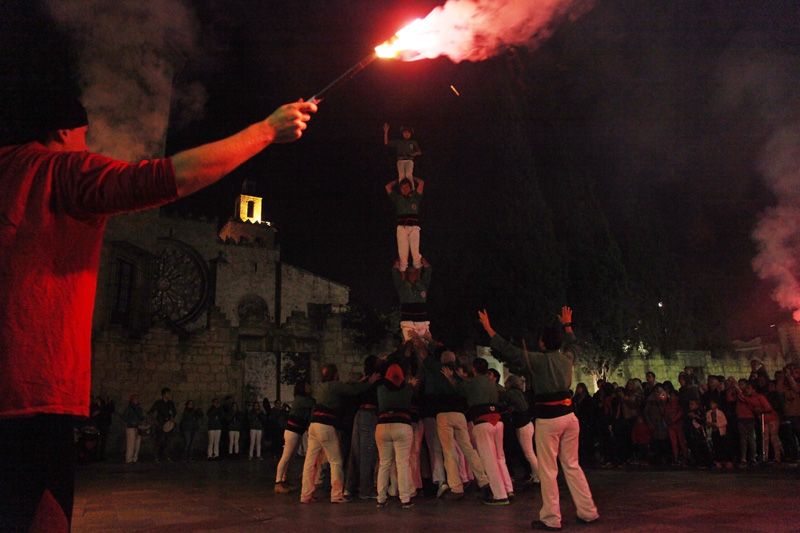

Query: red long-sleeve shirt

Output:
[736, 391, 776, 423]
[0, 142, 178, 418]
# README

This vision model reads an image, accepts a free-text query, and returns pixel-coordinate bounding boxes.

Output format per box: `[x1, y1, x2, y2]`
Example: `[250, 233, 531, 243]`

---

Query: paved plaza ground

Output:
[71, 455, 800, 533]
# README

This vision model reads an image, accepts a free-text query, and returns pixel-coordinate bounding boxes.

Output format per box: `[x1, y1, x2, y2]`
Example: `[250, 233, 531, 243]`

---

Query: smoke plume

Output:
[720, 44, 800, 322]
[378, 0, 594, 63]
[45, 0, 205, 161]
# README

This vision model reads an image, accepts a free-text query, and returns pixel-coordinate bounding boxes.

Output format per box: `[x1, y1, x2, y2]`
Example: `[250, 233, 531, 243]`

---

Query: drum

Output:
[162, 419, 176, 433]
[137, 422, 152, 436]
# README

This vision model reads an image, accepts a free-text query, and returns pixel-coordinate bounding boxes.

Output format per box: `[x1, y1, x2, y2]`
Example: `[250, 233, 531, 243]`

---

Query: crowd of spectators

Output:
[572, 360, 800, 469]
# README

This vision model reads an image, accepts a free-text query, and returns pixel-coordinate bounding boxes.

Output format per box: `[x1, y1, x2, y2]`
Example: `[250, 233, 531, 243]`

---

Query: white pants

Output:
[397, 159, 414, 183]
[396, 225, 421, 271]
[376, 423, 414, 504]
[472, 421, 514, 500]
[436, 412, 488, 492]
[301, 423, 344, 502]
[400, 320, 431, 342]
[125, 427, 141, 463]
[207, 429, 221, 458]
[535, 414, 599, 528]
[249, 429, 262, 458]
[228, 431, 240, 454]
[516, 422, 540, 478]
[276, 430, 302, 482]
[422, 417, 446, 484]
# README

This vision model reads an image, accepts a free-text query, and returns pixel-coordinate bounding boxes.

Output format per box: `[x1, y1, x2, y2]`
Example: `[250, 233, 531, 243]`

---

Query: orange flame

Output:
[794, 309, 800, 323]
[374, 18, 432, 61]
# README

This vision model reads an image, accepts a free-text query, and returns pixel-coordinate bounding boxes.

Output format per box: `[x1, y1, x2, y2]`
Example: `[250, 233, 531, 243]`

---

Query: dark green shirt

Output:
[123, 403, 144, 428]
[392, 266, 431, 304]
[315, 381, 371, 411]
[389, 190, 422, 217]
[456, 374, 499, 407]
[377, 382, 415, 412]
[289, 395, 315, 421]
[388, 139, 420, 159]
[490, 334, 575, 396]
[504, 387, 529, 414]
[207, 405, 224, 430]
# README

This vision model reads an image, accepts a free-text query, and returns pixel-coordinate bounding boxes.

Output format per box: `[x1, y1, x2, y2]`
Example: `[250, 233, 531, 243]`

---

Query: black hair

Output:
[540, 326, 563, 351]
[488, 368, 501, 382]
[472, 357, 489, 375]
[293, 381, 308, 397]
[161, 387, 171, 395]
[363, 355, 378, 376]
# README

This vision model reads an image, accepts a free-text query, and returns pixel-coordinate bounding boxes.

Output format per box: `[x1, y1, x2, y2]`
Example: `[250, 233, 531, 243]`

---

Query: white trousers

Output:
[125, 427, 141, 463]
[436, 412, 488, 492]
[472, 421, 514, 499]
[396, 225, 422, 271]
[516, 422, 540, 478]
[228, 430, 240, 454]
[422, 417, 446, 484]
[397, 159, 414, 183]
[301, 423, 344, 502]
[376, 423, 414, 504]
[400, 320, 431, 342]
[249, 429, 262, 458]
[535, 414, 599, 528]
[276, 430, 302, 482]
[207, 429, 221, 458]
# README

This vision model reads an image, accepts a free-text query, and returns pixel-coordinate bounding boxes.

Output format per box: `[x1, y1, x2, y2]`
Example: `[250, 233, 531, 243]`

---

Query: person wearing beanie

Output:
[299, 364, 379, 504]
[375, 364, 418, 509]
[504, 374, 540, 484]
[479, 306, 599, 531]
[0, 90, 316, 530]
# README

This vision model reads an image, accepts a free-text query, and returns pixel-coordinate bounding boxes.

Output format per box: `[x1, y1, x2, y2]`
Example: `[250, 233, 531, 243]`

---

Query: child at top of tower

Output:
[383, 122, 421, 187]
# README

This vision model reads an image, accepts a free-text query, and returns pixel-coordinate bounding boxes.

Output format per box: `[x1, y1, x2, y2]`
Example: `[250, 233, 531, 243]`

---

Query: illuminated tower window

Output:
[238, 194, 262, 223]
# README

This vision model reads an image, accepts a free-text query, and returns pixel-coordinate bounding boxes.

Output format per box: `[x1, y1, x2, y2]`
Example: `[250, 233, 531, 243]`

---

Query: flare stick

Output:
[306, 52, 378, 104]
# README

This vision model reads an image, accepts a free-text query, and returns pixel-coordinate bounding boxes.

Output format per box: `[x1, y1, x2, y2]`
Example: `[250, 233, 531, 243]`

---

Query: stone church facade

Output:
[90, 188, 370, 454]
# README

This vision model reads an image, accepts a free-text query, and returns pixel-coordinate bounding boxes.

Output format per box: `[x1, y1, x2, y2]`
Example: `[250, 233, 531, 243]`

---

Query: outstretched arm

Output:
[416, 178, 425, 195]
[385, 180, 396, 195]
[172, 100, 316, 198]
[478, 309, 497, 338]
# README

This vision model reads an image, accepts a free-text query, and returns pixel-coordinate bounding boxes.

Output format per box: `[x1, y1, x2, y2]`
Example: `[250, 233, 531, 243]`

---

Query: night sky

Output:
[2, 0, 799, 346]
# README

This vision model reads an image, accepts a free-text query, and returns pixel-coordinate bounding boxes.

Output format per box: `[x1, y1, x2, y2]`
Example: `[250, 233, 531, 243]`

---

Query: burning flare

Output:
[374, 0, 593, 63]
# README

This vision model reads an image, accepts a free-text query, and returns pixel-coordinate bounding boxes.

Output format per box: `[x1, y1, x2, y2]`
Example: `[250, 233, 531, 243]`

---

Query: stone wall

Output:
[91, 307, 242, 456]
[280, 264, 350, 323]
